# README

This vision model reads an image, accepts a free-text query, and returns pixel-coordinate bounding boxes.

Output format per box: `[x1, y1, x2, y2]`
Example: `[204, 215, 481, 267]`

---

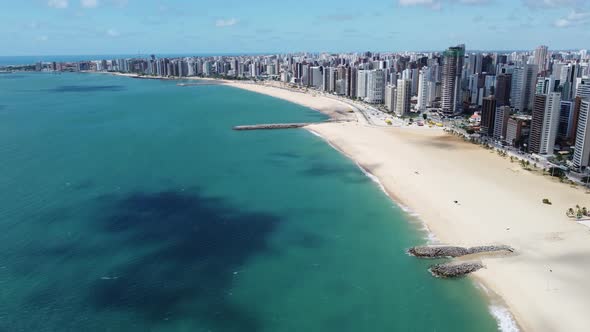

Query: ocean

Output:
[0, 72, 500, 331]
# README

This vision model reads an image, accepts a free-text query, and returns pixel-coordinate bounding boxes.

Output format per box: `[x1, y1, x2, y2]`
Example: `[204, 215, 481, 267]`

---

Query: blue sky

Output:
[1, 0, 589, 55]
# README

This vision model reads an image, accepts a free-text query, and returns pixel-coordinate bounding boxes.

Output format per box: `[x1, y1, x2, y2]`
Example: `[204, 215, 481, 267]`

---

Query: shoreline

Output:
[222, 81, 590, 332]
[91, 72, 590, 331]
[309, 127, 518, 331]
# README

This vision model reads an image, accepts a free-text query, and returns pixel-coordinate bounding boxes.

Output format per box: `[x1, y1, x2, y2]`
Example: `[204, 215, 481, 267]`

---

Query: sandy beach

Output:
[226, 81, 590, 332]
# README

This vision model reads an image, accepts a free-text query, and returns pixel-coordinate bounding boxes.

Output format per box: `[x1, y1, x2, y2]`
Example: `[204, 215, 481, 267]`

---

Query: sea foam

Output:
[489, 305, 520, 332]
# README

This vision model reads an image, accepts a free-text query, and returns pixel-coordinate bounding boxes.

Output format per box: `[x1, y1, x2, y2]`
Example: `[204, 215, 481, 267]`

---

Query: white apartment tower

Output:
[366, 69, 385, 104]
[384, 85, 397, 113]
[357, 70, 368, 99]
[417, 69, 429, 111]
[395, 79, 412, 117]
[574, 100, 590, 168]
[539, 92, 562, 154]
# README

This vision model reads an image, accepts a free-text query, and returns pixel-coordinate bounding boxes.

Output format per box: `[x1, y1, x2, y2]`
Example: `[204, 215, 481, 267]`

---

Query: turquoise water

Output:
[0, 73, 499, 331]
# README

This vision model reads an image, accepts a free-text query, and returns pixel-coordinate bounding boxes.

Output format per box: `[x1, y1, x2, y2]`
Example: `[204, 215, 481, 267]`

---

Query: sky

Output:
[1, 0, 589, 56]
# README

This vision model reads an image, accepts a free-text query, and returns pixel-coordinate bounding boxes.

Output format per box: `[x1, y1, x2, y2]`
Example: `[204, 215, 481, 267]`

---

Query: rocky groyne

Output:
[233, 123, 312, 131]
[429, 261, 484, 278]
[408, 245, 513, 258]
[408, 245, 513, 278]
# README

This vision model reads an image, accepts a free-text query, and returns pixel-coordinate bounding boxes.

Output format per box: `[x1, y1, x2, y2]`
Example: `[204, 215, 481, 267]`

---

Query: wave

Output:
[489, 305, 520, 332]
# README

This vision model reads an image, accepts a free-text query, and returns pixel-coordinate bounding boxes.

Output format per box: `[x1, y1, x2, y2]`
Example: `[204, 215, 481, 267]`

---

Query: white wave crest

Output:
[489, 305, 519, 332]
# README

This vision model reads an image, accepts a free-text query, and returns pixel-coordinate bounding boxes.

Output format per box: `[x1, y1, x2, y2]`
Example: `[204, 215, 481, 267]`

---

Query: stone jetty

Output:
[408, 245, 513, 258]
[233, 123, 312, 131]
[430, 261, 484, 278]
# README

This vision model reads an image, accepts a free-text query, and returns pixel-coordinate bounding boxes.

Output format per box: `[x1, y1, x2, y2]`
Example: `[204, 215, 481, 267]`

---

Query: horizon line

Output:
[1, 47, 589, 58]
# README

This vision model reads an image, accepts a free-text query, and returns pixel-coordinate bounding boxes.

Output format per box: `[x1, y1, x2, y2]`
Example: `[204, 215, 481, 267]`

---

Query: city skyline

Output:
[2, 0, 590, 56]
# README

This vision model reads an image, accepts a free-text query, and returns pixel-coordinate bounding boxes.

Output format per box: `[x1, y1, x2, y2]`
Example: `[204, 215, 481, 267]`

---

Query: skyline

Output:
[1, 0, 590, 56]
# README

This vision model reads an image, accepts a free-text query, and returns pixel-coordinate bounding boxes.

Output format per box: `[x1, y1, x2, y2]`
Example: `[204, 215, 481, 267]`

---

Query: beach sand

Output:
[224, 81, 358, 122]
[227, 82, 590, 332]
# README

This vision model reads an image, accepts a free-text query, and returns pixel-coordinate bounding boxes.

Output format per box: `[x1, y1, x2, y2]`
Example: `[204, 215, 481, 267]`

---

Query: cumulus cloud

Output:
[81, 0, 99, 8]
[554, 10, 590, 27]
[48, 0, 68, 8]
[215, 18, 238, 27]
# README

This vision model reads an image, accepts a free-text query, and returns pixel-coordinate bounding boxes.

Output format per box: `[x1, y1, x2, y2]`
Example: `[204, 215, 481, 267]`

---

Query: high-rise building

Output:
[533, 45, 548, 74]
[357, 70, 368, 99]
[494, 106, 511, 140]
[395, 79, 412, 117]
[571, 97, 583, 144]
[573, 100, 590, 168]
[366, 69, 385, 104]
[495, 73, 512, 106]
[511, 64, 539, 112]
[558, 101, 574, 142]
[506, 115, 531, 147]
[441, 44, 465, 114]
[310, 66, 322, 89]
[411, 68, 419, 96]
[576, 80, 590, 100]
[529, 93, 561, 154]
[349, 67, 358, 98]
[384, 85, 397, 113]
[481, 96, 497, 136]
[417, 69, 429, 111]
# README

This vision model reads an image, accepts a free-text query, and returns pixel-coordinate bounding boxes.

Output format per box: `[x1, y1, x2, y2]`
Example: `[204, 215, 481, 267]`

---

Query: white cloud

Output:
[398, 0, 488, 10]
[106, 28, 120, 37]
[81, 0, 99, 8]
[215, 18, 238, 27]
[522, 0, 585, 9]
[554, 10, 590, 27]
[48, 0, 68, 8]
[37, 35, 49, 41]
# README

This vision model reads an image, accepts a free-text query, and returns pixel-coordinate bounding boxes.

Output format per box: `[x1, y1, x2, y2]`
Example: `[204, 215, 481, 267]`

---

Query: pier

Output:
[233, 123, 313, 131]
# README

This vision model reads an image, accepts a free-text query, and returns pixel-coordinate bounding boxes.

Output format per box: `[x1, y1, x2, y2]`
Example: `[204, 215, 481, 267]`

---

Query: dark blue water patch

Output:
[287, 231, 324, 249]
[89, 190, 279, 329]
[46, 85, 126, 93]
[301, 161, 369, 184]
[270, 151, 301, 159]
[11, 189, 280, 331]
[0, 105, 6, 111]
